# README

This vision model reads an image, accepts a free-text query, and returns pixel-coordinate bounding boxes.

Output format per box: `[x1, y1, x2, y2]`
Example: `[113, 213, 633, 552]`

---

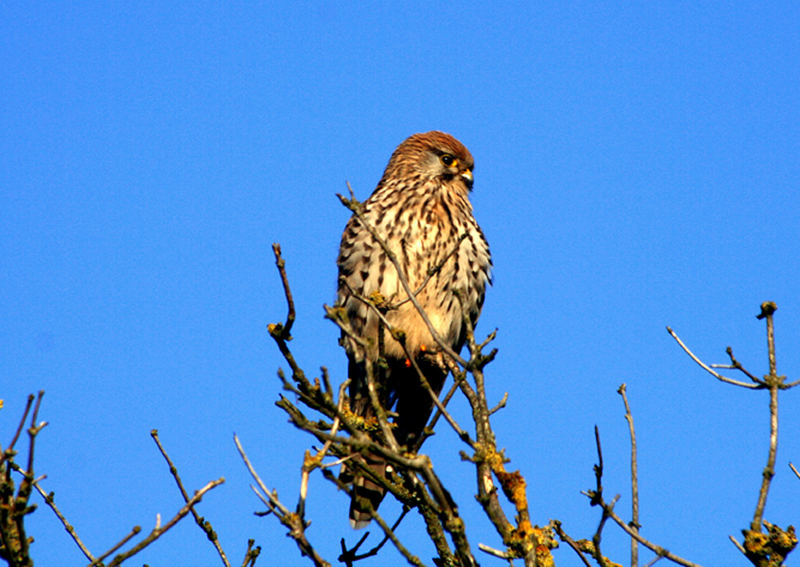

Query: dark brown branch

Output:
[756, 302, 777, 374]
[363, 356, 401, 452]
[583, 426, 616, 566]
[271, 243, 296, 338]
[584, 426, 699, 567]
[456, 306, 551, 567]
[275, 393, 431, 475]
[338, 508, 417, 565]
[552, 520, 593, 567]
[422, 377, 463, 444]
[1, 391, 46, 567]
[276, 392, 466, 560]
[0, 394, 36, 467]
[720, 346, 760, 383]
[268, 244, 308, 389]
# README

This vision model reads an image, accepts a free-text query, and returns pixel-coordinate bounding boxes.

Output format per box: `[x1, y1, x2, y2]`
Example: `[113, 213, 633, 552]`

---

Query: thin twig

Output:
[7, 391, 47, 567]
[666, 327, 758, 389]
[488, 392, 508, 415]
[271, 243, 296, 337]
[0, 394, 36, 467]
[422, 377, 462, 441]
[104, 478, 225, 567]
[728, 534, 747, 554]
[363, 356, 402, 452]
[235, 435, 290, 516]
[643, 555, 665, 567]
[32, 481, 96, 563]
[619, 383, 640, 567]
[92, 526, 142, 565]
[593, 497, 700, 567]
[370, 508, 427, 567]
[339, 508, 414, 565]
[241, 539, 261, 567]
[268, 244, 308, 389]
[785, 377, 800, 388]
[24, 391, 46, 474]
[723, 346, 760, 382]
[477, 543, 513, 560]
[299, 380, 349, 519]
[151, 429, 230, 567]
[585, 428, 614, 566]
[235, 435, 331, 567]
[339, 531, 371, 567]
[790, 462, 800, 480]
[552, 520, 593, 567]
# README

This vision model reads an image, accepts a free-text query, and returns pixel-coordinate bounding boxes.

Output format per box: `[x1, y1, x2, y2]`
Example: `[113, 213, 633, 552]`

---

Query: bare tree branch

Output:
[0, 392, 46, 567]
[552, 520, 593, 567]
[666, 327, 758, 389]
[618, 383, 640, 567]
[32, 480, 97, 563]
[151, 429, 231, 567]
[668, 301, 798, 566]
[91, 526, 141, 566]
[103, 477, 225, 567]
[235, 434, 331, 567]
[751, 302, 782, 534]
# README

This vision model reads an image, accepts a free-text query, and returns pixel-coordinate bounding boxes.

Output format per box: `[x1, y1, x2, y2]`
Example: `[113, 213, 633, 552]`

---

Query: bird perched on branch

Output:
[336, 131, 491, 528]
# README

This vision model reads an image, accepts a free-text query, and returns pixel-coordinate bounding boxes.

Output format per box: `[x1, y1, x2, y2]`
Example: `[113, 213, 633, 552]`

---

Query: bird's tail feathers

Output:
[344, 453, 388, 529]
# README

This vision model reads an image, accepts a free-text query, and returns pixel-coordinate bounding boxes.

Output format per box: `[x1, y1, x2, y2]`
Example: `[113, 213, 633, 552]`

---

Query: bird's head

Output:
[384, 131, 475, 192]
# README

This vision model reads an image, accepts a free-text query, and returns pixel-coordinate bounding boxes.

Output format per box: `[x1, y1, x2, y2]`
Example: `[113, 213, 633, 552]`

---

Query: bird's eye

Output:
[440, 154, 456, 167]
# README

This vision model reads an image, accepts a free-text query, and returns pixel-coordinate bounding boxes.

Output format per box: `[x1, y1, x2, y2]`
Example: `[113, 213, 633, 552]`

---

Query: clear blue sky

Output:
[3, 3, 799, 566]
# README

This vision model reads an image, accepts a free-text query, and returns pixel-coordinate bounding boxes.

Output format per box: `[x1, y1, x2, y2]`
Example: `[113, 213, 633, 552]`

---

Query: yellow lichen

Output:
[369, 290, 389, 308]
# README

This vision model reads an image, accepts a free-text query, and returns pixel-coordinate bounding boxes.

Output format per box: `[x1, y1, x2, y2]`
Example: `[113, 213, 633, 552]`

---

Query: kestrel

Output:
[337, 131, 491, 527]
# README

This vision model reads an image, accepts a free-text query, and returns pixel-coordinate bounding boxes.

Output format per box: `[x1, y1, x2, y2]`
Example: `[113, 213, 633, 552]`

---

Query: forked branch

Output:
[668, 301, 798, 565]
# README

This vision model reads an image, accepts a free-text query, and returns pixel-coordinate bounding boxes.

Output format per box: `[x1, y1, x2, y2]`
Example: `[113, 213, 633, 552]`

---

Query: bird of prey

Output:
[337, 131, 491, 527]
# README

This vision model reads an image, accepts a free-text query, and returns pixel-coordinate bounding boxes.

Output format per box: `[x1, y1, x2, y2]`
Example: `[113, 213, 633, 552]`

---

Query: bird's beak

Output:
[461, 169, 473, 189]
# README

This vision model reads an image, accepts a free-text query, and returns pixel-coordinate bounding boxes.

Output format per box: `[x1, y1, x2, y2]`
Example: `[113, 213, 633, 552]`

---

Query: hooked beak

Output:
[460, 169, 473, 189]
